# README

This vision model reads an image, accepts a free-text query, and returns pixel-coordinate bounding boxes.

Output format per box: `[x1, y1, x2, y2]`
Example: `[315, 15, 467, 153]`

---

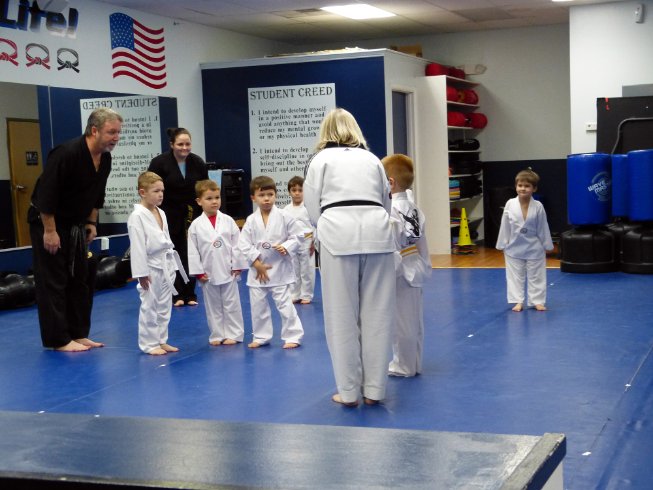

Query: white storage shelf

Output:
[416, 74, 485, 254]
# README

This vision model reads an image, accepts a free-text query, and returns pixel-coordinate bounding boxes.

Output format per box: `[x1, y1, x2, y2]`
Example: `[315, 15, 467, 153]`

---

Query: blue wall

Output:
[201, 56, 387, 215]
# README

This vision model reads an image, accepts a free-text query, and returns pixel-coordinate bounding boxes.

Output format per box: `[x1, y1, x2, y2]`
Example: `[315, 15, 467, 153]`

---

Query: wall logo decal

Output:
[109, 12, 166, 89]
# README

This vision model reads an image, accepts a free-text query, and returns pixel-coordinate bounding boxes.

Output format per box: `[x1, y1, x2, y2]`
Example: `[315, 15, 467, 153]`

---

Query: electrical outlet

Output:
[585, 122, 597, 132]
[100, 237, 110, 250]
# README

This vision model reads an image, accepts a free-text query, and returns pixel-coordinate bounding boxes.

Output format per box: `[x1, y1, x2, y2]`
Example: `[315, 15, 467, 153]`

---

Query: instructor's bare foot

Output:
[173, 299, 185, 307]
[187, 300, 199, 306]
[222, 339, 238, 345]
[55, 341, 90, 352]
[75, 338, 104, 348]
[148, 347, 167, 356]
[332, 394, 358, 407]
[535, 304, 547, 311]
[512, 303, 523, 312]
[283, 342, 300, 349]
[160, 343, 179, 352]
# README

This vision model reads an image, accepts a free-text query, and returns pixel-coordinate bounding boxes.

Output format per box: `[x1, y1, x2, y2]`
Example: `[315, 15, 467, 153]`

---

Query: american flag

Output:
[109, 13, 166, 89]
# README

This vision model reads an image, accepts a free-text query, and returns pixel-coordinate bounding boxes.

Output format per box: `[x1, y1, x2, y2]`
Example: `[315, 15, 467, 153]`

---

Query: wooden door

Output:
[7, 119, 42, 247]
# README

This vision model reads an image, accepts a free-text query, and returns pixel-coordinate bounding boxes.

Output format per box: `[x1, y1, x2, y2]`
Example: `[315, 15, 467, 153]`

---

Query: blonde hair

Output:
[316, 108, 367, 151]
[137, 171, 162, 191]
[195, 179, 220, 198]
[382, 154, 414, 191]
[515, 168, 540, 187]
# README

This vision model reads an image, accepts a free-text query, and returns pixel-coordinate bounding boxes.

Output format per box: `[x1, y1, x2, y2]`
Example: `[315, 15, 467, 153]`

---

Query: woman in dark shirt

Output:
[148, 128, 208, 306]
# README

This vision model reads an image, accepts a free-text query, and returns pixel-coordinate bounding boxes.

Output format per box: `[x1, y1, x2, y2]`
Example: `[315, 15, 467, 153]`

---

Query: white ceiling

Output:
[96, 0, 620, 44]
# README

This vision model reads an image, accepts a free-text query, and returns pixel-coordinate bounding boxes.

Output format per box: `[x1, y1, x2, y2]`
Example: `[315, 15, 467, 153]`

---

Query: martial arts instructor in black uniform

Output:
[28, 107, 123, 352]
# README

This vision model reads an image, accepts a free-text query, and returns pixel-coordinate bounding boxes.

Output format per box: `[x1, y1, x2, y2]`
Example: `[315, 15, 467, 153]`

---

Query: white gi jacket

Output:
[187, 211, 247, 286]
[303, 147, 395, 255]
[238, 205, 303, 287]
[496, 197, 553, 259]
[390, 192, 432, 288]
[283, 202, 314, 250]
[127, 203, 185, 280]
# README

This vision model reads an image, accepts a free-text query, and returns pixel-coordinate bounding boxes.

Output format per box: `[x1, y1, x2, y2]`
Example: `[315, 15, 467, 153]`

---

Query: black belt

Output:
[321, 200, 383, 213]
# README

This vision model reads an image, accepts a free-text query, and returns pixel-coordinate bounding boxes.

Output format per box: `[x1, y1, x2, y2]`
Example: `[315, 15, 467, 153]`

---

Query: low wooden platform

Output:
[0, 410, 565, 489]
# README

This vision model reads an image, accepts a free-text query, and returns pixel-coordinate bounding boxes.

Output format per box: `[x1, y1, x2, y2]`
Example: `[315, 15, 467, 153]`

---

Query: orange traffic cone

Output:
[453, 208, 476, 255]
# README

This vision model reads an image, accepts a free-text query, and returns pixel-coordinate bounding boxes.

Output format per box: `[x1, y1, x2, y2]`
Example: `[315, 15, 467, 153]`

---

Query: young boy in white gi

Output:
[382, 154, 432, 377]
[238, 176, 305, 349]
[283, 176, 315, 304]
[127, 171, 188, 355]
[188, 179, 247, 346]
[496, 169, 553, 312]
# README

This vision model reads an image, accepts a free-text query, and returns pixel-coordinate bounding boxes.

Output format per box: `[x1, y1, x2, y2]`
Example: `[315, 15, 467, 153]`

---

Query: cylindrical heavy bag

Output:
[611, 154, 628, 218]
[468, 112, 487, 128]
[567, 153, 612, 225]
[0, 273, 36, 309]
[447, 112, 467, 127]
[627, 149, 653, 221]
[425, 63, 449, 76]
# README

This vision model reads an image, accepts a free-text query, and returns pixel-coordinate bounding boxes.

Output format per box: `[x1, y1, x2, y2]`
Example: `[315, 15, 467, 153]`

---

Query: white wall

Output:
[0, 0, 287, 162]
[299, 24, 572, 162]
[570, 0, 653, 154]
[0, 83, 38, 180]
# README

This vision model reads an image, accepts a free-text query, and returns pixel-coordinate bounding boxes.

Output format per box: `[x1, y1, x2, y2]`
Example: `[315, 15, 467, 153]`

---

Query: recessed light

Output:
[321, 4, 395, 20]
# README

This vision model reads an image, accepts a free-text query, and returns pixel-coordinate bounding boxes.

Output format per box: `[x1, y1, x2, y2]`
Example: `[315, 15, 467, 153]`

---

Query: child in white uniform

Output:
[304, 108, 396, 407]
[496, 169, 553, 312]
[127, 171, 188, 355]
[382, 154, 432, 377]
[283, 176, 315, 304]
[188, 179, 247, 346]
[238, 176, 305, 349]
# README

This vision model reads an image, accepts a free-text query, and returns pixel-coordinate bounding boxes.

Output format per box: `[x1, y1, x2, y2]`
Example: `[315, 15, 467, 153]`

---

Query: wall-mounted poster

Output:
[248, 83, 335, 207]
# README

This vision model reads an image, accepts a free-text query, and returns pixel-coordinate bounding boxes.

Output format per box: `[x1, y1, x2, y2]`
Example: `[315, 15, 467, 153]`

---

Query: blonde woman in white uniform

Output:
[304, 108, 396, 407]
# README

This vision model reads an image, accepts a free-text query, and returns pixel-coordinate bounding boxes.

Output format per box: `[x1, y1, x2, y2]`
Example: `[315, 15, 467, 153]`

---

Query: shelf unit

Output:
[416, 74, 484, 253]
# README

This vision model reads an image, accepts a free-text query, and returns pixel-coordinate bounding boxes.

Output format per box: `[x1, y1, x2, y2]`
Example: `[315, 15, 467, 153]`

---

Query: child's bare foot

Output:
[187, 300, 199, 306]
[292, 299, 301, 304]
[148, 347, 167, 355]
[160, 343, 179, 352]
[222, 339, 238, 345]
[364, 397, 380, 406]
[282, 342, 300, 349]
[512, 303, 523, 312]
[248, 341, 262, 349]
[74, 338, 104, 348]
[332, 394, 358, 407]
[535, 304, 547, 311]
[209, 340, 223, 346]
[300, 299, 311, 304]
[55, 340, 90, 352]
[173, 299, 185, 307]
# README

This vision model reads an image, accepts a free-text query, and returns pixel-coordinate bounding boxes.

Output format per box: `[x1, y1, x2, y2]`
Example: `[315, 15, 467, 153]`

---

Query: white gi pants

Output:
[389, 276, 424, 377]
[290, 248, 315, 301]
[320, 248, 395, 404]
[505, 254, 547, 306]
[249, 285, 304, 345]
[137, 266, 176, 354]
[200, 278, 245, 343]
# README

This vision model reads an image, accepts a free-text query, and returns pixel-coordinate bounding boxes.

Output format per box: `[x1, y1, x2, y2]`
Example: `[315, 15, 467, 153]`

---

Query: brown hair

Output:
[515, 168, 540, 187]
[195, 179, 220, 198]
[137, 171, 162, 191]
[250, 175, 276, 196]
[382, 154, 414, 191]
[166, 127, 191, 144]
[287, 176, 304, 191]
